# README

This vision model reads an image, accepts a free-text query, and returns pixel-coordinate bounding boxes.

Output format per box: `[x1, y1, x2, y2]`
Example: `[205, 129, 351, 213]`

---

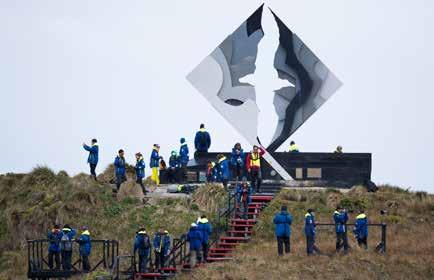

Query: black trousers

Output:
[277, 236, 290, 255]
[357, 237, 368, 249]
[154, 251, 166, 269]
[202, 242, 209, 261]
[61, 250, 72, 270]
[231, 164, 243, 180]
[48, 251, 60, 269]
[81, 254, 91, 271]
[222, 179, 228, 190]
[89, 164, 97, 179]
[136, 177, 147, 195]
[250, 169, 262, 192]
[116, 174, 126, 191]
[167, 168, 177, 183]
[336, 232, 349, 252]
[306, 235, 320, 255]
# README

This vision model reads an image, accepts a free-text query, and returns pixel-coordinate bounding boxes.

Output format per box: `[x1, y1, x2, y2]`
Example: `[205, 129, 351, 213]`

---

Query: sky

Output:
[1, 0, 433, 192]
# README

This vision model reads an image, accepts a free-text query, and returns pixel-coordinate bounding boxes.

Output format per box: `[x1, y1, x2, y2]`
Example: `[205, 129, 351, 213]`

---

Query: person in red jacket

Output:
[246, 145, 265, 193]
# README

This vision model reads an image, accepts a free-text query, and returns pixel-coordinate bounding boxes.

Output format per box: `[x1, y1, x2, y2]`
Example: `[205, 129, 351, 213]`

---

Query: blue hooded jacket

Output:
[135, 157, 146, 179]
[83, 144, 99, 165]
[152, 232, 171, 255]
[236, 183, 252, 204]
[60, 228, 77, 251]
[230, 147, 244, 166]
[187, 226, 203, 250]
[194, 129, 211, 152]
[150, 148, 160, 168]
[47, 229, 62, 253]
[179, 143, 189, 165]
[333, 211, 349, 233]
[114, 156, 126, 176]
[197, 218, 212, 244]
[304, 213, 316, 237]
[353, 213, 368, 239]
[218, 157, 230, 180]
[169, 155, 179, 168]
[273, 211, 293, 237]
[77, 230, 92, 256]
[134, 232, 151, 256]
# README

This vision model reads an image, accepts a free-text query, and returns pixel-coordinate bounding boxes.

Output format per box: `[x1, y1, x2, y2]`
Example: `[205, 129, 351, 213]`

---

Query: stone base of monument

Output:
[159, 152, 376, 191]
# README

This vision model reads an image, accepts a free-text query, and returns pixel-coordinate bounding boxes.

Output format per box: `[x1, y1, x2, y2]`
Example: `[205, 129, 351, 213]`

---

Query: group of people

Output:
[273, 206, 368, 256]
[82, 124, 216, 195]
[47, 224, 92, 272]
[186, 215, 213, 268]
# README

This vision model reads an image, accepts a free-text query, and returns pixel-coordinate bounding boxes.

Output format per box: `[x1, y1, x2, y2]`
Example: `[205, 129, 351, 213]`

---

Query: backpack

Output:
[142, 235, 150, 249]
[61, 234, 72, 251]
[199, 132, 207, 147]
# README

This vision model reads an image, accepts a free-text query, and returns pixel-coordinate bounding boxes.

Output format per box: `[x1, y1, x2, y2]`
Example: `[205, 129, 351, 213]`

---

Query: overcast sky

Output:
[1, 0, 433, 192]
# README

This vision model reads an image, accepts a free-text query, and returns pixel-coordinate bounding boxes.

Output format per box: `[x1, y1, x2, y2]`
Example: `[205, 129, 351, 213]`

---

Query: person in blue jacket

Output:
[150, 144, 162, 185]
[47, 224, 62, 269]
[217, 154, 230, 190]
[135, 152, 147, 195]
[168, 151, 179, 183]
[76, 226, 92, 272]
[186, 223, 203, 268]
[179, 138, 189, 181]
[353, 209, 368, 249]
[82, 139, 99, 181]
[194, 124, 211, 156]
[152, 229, 171, 270]
[60, 224, 77, 271]
[273, 205, 292, 256]
[230, 143, 245, 181]
[304, 209, 321, 255]
[236, 178, 252, 219]
[114, 149, 126, 192]
[334, 206, 349, 253]
[197, 215, 212, 262]
[134, 227, 151, 273]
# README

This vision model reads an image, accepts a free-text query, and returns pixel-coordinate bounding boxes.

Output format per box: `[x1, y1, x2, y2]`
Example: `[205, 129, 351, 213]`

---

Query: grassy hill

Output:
[180, 187, 434, 280]
[0, 166, 226, 280]
[0, 167, 433, 280]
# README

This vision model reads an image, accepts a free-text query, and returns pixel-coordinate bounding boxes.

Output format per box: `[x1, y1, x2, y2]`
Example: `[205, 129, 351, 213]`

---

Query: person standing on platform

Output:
[168, 151, 179, 183]
[179, 138, 190, 181]
[289, 141, 299, 153]
[194, 124, 211, 158]
[334, 206, 349, 253]
[47, 224, 62, 269]
[273, 206, 292, 256]
[150, 144, 161, 186]
[217, 154, 230, 190]
[82, 139, 99, 180]
[334, 145, 343, 153]
[76, 226, 92, 273]
[230, 143, 245, 181]
[60, 224, 77, 271]
[114, 149, 126, 192]
[135, 153, 147, 195]
[246, 145, 265, 193]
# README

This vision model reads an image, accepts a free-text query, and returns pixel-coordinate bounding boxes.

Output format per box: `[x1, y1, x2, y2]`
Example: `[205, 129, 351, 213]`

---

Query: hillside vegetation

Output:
[182, 186, 434, 280]
[0, 166, 225, 280]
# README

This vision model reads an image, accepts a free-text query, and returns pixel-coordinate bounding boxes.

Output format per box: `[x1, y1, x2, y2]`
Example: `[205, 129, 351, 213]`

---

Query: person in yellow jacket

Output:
[246, 145, 265, 193]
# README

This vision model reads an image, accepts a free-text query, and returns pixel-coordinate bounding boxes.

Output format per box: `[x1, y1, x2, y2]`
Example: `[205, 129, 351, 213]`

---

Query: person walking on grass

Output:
[82, 139, 99, 180]
[273, 205, 292, 256]
[334, 206, 349, 253]
[150, 144, 161, 186]
[305, 209, 321, 255]
[76, 226, 92, 273]
[135, 152, 147, 195]
[114, 149, 126, 192]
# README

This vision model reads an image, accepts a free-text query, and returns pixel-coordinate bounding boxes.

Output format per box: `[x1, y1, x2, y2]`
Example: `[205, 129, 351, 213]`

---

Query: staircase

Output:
[206, 194, 274, 262]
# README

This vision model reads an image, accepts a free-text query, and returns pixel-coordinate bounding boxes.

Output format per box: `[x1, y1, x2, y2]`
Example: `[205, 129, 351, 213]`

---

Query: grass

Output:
[180, 186, 434, 280]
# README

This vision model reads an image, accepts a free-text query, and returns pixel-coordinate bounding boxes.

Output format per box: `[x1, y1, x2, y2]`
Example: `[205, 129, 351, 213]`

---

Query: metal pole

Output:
[381, 223, 387, 253]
